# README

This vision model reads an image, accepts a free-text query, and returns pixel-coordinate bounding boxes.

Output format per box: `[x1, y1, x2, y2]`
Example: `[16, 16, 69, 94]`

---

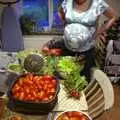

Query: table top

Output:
[0, 51, 88, 120]
[0, 84, 88, 120]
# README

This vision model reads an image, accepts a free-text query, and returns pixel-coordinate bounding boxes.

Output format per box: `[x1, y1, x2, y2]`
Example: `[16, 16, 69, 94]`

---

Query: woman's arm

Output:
[94, 7, 116, 39]
[58, 7, 66, 25]
[102, 7, 116, 31]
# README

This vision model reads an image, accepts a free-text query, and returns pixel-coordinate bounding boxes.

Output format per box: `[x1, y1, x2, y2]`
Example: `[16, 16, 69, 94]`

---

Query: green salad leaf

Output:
[57, 57, 83, 75]
[64, 70, 88, 92]
[43, 56, 59, 75]
[8, 64, 24, 73]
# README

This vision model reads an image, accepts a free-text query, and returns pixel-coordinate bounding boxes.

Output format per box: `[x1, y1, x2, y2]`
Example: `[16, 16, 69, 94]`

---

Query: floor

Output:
[97, 84, 120, 120]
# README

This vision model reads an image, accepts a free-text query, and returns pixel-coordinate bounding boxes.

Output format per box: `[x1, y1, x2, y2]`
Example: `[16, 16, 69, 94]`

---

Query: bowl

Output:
[7, 73, 60, 114]
[55, 111, 92, 120]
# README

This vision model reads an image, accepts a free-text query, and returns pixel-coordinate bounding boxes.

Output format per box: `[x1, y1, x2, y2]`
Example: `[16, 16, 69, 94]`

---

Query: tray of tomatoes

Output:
[7, 73, 59, 114]
[55, 111, 92, 120]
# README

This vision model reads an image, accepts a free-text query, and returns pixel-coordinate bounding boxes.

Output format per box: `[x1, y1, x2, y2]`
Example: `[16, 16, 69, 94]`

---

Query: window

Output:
[21, 0, 64, 35]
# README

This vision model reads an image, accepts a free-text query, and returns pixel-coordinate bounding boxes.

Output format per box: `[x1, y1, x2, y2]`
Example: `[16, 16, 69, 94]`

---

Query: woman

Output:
[43, 0, 116, 82]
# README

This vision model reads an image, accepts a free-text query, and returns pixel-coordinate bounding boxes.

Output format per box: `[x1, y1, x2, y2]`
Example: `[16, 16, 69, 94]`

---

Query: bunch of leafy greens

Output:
[43, 56, 59, 75]
[8, 64, 25, 73]
[57, 57, 83, 76]
[8, 49, 43, 74]
[17, 49, 43, 65]
[64, 70, 88, 92]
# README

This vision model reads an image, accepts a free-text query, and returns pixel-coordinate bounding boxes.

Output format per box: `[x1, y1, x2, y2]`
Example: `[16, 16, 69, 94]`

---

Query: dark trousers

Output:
[62, 46, 95, 83]
[44, 37, 95, 82]
[80, 48, 95, 82]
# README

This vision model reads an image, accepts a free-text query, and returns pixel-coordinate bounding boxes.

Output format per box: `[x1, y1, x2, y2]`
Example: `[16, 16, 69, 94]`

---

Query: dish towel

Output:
[53, 84, 88, 112]
[1, 6, 24, 52]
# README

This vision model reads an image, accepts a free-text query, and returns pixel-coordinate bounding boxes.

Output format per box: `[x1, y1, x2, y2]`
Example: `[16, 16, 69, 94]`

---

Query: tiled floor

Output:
[97, 84, 120, 120]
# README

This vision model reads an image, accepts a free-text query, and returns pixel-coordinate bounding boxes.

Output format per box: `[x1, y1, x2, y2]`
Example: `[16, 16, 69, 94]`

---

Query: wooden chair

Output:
[83, 68, 114, 119]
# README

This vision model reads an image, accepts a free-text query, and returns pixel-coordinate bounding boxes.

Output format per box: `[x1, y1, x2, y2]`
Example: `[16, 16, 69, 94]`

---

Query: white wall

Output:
[24, 35, 59, 49]
[108, 0, 120, 16]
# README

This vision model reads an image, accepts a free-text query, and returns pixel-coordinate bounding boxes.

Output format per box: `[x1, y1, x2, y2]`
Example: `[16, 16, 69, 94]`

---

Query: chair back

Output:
[84, 68, 114, 119]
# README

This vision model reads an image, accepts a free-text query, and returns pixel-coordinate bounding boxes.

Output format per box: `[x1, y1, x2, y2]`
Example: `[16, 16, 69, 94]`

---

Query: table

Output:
[0, 52, 88, 120]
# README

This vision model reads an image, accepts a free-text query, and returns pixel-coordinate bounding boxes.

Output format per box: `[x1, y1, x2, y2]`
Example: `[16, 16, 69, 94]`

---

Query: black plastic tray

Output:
[7, 74, 60, 114]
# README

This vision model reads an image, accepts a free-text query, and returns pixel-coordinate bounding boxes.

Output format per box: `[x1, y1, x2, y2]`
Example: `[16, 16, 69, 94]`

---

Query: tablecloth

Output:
[54, 84, 88, 112]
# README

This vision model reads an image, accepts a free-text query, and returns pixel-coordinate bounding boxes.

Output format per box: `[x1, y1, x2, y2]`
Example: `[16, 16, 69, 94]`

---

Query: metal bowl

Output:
[55, 111, 92, 120]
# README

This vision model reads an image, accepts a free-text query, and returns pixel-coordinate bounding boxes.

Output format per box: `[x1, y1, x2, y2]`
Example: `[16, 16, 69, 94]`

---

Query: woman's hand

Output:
[93, 27, 106, 39]
[42, 47, 62, 56]
[58, 7, 66, 25]
[94, 7, 116, 40]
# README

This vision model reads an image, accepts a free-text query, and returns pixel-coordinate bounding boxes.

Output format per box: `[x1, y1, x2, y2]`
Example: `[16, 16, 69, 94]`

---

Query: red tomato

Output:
[31, 91, 37, 99]
[30, 97, 36, 101]
[50, 49, 62, 56]
[47, 83, 54, 88]
[28, 73, 33, 81]
[42, 47, 49, 52]
[81, 117, 87, 120]
[71, 111, 83, 118]
[25, 94, 32, 101]
[49, 88, 55, 93]
[43, 75, 52, 80]
[69, 117, 80, 120]
[24, 87, 30, 94]
[35, 79, 40, 86]
[37, 90, 45, 100]
[18, 78, 24, 86]
[43, 84, 48, 90]
[51, 79, 57, 86]
[44, 79, 50, 84]
[49, 95, 54, 100]
[13, 93, 20, 99]
[12, 85, 21, 94]
[37, 84, 42, 90]
[26, 79, 33, 85]
[19, 92, 25, 100]
[33, 76, 40, 81]
[42, 97, 49, 101]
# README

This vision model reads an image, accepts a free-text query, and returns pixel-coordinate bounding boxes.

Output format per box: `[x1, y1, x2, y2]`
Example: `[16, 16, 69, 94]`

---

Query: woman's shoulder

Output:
[92, 0, 109, 15]
[93, 0, 109, 7]
[61, 0, 67, 13]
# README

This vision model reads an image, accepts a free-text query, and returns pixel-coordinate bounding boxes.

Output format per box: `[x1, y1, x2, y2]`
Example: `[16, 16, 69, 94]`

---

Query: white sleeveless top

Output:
[62, 0, 109, 52]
